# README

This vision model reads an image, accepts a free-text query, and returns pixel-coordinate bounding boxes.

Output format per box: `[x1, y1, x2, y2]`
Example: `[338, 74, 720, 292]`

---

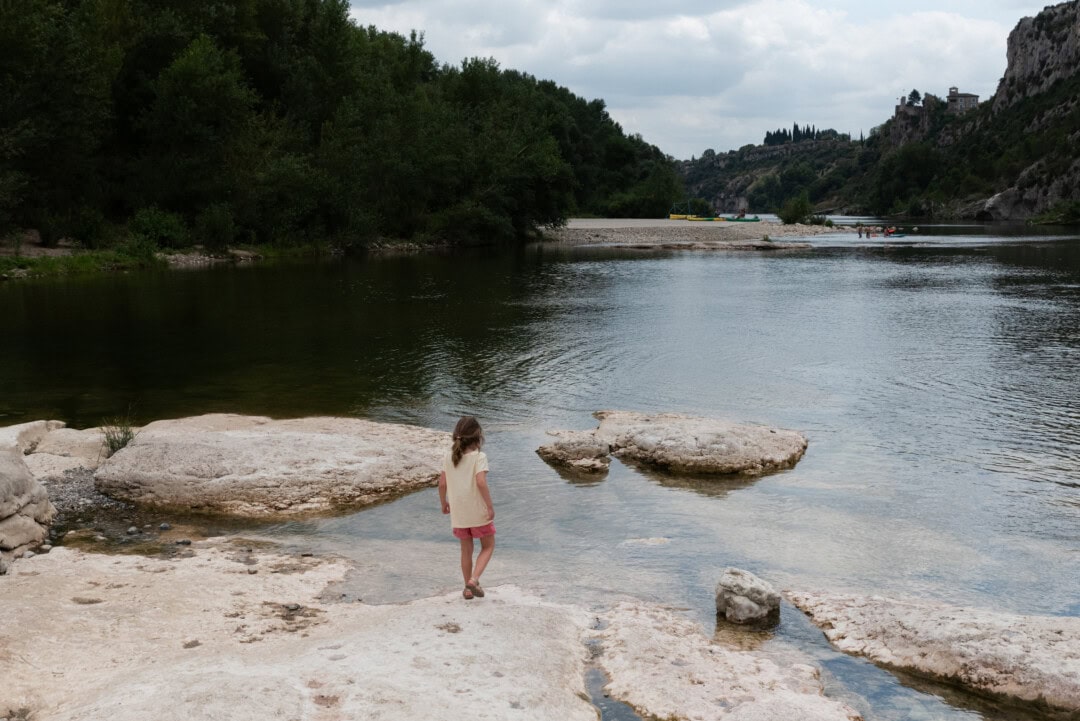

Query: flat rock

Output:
[539, 410, 807, 476]
[93, 414, 450, 517]
[716, 568, 781, 625]
[598, 601, 861, 720]
[0, 543, 597, 721]
[788, 591, 1080, 713]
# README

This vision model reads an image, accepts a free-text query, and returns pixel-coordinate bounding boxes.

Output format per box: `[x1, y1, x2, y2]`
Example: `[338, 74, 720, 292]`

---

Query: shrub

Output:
[129, 207, 189, 249]
[777, 192, 812, 224]
[101, 412, 138, 458]
[194, 203, 235, 252]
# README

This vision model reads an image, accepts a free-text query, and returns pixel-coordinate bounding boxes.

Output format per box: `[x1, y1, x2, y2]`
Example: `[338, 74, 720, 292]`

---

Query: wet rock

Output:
[126, 526, 138, 535]
[789, 591, 1080, 714]
[159, 522, 172, 531]
[599, 601, 861, 720]
[539, 410, 808, 476]
[94, 414, 450, 517]
[176, 539, 192, 546]
[715, 568, 781, 625]
[536, 430, 611, 473]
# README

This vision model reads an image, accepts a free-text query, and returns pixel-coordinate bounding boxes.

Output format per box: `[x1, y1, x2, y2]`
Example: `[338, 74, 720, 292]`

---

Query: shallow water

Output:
[3, 223, 1079, 720]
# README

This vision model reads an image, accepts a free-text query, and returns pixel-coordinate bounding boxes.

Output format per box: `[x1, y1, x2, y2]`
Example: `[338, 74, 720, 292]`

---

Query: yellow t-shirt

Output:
[444, 449, 490, 529]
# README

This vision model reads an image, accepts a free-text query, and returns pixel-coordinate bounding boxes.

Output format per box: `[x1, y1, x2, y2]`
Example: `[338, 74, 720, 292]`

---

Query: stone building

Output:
[946, 87, 979, 114]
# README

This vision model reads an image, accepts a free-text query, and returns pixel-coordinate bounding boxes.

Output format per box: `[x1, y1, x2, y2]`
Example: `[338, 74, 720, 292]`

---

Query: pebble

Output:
[94, 535, 107, 542]
[126, 526, 138, 535]
[247, 569, 258, 574]
[285, 603, 300, 611]
[24, 551, 35, 558]
[160, 522, 172, 531]
[176, 539, 192, 546]
[40, 544, 52, 552]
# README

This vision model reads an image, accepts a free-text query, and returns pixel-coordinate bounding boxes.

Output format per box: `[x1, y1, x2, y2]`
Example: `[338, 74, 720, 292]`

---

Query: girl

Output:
[438, 416, 495, 600]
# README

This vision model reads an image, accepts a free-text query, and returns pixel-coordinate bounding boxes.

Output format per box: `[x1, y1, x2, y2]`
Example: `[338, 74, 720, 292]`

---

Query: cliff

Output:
[678, 1, 1080, 221]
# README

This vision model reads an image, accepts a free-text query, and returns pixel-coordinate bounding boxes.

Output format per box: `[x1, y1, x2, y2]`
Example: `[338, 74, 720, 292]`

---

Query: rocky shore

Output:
[1, 540, 861, 721]
[545, 218, 855, 250]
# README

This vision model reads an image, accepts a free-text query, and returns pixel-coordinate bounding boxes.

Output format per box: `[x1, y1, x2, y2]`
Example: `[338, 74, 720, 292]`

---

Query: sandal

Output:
[466, 580, 485, 598]
[462, 586, 474, 600]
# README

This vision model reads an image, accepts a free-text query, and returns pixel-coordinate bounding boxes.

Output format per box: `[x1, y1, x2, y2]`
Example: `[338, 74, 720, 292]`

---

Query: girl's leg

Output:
[470, 535, 495, 584]
[459, 537, 475, 584]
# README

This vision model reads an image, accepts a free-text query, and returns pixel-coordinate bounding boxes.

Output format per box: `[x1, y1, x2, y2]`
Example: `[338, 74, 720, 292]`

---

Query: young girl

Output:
[438, 416, 495, 600]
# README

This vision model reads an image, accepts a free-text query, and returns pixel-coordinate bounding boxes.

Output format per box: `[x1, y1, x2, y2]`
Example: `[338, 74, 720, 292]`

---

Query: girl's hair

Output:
[451, 416, 483, 466]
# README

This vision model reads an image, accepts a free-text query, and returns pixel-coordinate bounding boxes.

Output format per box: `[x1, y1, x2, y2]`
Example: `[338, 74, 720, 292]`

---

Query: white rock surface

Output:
[0, 446, 56, 558]
[539, 410, 808, 476]
[0, 543, 597, 721]
[715, 568, 781, 625]
[789, 592, 1080, 713]
[93, 414, 450, 516]
[598, 601, 862, 720]
[0, 419, 66, 454]
[536, 429, 612, 473]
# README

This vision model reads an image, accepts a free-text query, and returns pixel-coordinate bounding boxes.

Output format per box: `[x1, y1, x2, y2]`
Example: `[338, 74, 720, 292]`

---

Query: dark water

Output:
[3, 225, 1080, 720]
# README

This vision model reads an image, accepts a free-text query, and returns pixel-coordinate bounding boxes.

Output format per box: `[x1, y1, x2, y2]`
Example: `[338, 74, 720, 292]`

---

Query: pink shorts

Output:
[453, 523, 496, 540]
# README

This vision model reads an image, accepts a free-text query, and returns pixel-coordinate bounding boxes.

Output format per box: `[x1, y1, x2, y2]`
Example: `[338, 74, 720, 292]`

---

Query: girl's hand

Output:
[442, 501, 450, 514]
[487, 506, 495, 522]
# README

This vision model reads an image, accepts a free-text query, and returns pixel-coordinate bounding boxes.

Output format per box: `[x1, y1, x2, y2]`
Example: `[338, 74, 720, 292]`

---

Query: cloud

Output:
[349, 0, 1046, 158]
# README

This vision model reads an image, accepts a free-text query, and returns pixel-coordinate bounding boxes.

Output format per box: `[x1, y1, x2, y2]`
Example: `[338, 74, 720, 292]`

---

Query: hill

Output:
[680, 0, 1080, 222]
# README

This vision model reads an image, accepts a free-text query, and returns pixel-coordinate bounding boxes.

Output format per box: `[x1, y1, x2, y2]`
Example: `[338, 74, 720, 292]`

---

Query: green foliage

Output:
[102, 411, 138, 457]
[194, 203, 236, 251]
[777, 192, 813, 224]
[1031, 200, 1080, 225]
[130, 207, 188, 248]
[2, 0, 678, 249]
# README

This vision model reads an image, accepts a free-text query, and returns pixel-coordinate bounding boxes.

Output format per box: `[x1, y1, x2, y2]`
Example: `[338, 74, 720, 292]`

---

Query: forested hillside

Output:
[0, 0, 680, 250]
[680, 1, 1080, 222]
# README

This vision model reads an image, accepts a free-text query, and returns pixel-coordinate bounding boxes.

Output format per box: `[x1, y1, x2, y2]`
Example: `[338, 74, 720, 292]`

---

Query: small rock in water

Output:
[159, 522, 172, 531]
[94, 535, 107, 542]
[175, 539, 192, 545]
[126, 526, 138, 535]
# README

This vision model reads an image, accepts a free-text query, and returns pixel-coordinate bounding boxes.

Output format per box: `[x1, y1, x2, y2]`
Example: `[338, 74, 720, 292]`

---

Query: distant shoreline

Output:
[544, 217, 856, 249]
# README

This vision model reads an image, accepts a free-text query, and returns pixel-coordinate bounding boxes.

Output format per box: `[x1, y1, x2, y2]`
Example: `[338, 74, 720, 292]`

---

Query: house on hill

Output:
[946, 87, 979, 114]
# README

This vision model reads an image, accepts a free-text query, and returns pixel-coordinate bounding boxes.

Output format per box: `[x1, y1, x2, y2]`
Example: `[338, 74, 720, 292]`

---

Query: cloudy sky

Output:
[348, 1, 1047, 160]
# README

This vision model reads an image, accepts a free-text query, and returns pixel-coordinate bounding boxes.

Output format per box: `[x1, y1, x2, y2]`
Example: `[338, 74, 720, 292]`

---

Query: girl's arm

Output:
[475, 470, 494, 521]
[438, 471, 449, 514]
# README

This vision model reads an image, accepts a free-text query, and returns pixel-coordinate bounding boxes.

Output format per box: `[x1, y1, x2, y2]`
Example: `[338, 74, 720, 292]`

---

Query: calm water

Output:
[3, 223, 1080, 720]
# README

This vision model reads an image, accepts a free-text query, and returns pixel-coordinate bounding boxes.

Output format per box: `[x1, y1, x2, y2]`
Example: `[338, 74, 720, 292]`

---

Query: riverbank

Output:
[545, 217, 855, 249]
[2, 540, 862, 721]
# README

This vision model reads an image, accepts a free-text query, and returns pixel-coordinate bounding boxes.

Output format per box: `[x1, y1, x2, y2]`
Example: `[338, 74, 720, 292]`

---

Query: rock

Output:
[175, 539, 191, 546]
[536, 430, 612, 473]
[716, 568, 781, 625]
[23, 427, 107, 481]
[39, 544, 52, 552]
[0, 444, 57, 560]
[788, 591, 1080, 714]
[126, 526, 138, 535]
[160, 522, 171, 530]
[598, 601, 861, 720]
[24, 550, 35, 558]
[94, 414, 450, 517]
[3, 545, 598, 721]
[0, 557, 7, 575]
[0, 419, 66, 454]
[538, 410, 807, 477]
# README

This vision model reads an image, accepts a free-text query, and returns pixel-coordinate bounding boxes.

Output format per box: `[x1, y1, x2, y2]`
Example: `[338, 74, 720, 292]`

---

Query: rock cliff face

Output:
[993, 1, 1080, 113]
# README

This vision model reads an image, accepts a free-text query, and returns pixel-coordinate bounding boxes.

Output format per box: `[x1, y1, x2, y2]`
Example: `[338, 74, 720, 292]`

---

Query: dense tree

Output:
[0, 0, 679, 246]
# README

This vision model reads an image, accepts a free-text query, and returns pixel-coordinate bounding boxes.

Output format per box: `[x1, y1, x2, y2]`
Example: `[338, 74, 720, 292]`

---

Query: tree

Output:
[908, 89, 922, 106]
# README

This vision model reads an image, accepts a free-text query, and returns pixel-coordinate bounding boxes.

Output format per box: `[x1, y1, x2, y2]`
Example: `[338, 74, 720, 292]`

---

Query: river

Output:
[2, 221, 1079, 720]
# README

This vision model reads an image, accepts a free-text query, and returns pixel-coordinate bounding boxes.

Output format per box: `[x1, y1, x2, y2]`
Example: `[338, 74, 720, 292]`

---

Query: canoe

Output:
[686, 216, 719, 222]
[723, 216, 760, 222]
[669, 214, 690, 220]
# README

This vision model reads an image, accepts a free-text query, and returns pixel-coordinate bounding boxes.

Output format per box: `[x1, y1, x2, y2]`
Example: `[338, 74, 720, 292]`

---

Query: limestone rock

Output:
[1, 543, 597, 721]
[536, 430, 612, 473]
[789, 591, 1080, 713]
[538, 410, 807, 477]
[0, 447, 56, 556]
[0, 419, 66, 454]
[93, 414, 450, 517]
[716, 568, 781, 625]
[598, 601, 861, 720]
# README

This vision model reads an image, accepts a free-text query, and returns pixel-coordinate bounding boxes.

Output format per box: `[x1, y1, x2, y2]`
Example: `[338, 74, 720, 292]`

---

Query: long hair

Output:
[451, 416, 483, 466]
